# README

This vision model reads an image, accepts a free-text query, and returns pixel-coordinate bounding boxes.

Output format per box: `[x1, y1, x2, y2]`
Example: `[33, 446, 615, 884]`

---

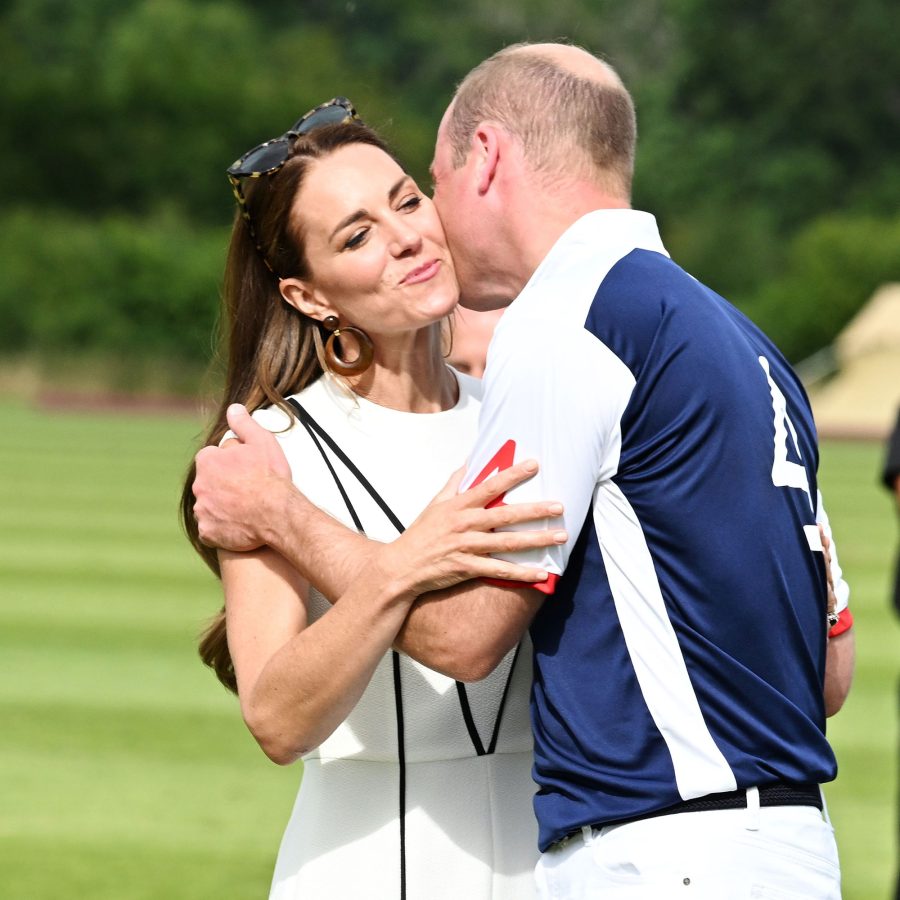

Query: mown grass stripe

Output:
[1, 402, 898, 899]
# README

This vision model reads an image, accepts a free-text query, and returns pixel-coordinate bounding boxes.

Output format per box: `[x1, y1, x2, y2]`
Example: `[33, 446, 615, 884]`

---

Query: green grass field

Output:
[1, 399, 897, 899]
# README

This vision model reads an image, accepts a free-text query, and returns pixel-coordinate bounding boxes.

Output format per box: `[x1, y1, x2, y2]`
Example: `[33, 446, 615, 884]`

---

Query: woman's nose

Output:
[389, 219, 423, 256]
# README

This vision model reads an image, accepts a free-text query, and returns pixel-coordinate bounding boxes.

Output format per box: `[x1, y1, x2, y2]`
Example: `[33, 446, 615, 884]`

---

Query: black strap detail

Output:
[454, 642, 522, 756]
[295, 411, 364, 532]
[288, 397, 406, 899]
[487, 642, 521, 755]
[392, 651, 407, 900]
[286, 396, 520, 896]
[287, 397, 404, 533]
[455, 682, 486, 756]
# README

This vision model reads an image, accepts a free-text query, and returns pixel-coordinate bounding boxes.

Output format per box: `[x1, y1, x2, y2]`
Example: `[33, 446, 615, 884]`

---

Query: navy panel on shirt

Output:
[529, 248, 836, 849]
[530, 513, 681, 832]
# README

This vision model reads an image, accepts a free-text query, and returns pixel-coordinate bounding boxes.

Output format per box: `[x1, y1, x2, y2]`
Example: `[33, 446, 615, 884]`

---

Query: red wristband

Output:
[828, 607, 853, 638]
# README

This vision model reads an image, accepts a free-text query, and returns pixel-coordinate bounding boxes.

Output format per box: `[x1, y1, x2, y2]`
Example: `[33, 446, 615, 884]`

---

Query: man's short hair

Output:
[447, 43, 637, 196]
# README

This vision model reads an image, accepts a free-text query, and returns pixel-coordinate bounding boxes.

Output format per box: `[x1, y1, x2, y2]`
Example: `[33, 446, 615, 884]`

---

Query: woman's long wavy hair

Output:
[180, 121, 393, 693]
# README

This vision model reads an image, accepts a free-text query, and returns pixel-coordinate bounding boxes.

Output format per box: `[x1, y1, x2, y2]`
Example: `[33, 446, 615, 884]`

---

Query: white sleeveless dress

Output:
[248, 371, 538, 900]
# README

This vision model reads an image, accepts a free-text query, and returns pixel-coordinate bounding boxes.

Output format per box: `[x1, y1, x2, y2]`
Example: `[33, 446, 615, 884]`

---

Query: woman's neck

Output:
[342, 324, 458, 413]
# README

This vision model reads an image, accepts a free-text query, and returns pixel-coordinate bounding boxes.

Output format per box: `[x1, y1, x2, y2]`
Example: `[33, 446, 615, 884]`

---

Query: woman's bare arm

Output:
[222, 545, 417, 765]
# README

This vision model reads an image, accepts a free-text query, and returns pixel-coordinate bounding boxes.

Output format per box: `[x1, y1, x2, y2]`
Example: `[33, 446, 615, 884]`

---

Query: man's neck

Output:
[507, 181, 631, 295]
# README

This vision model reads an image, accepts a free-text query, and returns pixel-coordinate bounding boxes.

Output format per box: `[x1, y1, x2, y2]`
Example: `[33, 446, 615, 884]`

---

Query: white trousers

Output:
[534, 792, 841, 899]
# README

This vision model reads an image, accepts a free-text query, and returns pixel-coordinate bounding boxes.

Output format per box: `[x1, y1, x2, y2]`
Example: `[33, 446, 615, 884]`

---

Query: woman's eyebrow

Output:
[330, 209, 366, 240]
[387, 174, 413, 203]
[329, 176, 414, 240]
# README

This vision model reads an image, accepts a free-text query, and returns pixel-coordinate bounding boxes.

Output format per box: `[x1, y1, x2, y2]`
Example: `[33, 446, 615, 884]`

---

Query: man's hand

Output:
[819, 524, 837, 625]
[192, 404, 293, 551]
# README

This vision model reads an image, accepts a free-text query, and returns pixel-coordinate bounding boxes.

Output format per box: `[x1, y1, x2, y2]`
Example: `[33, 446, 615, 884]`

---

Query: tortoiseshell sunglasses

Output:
[226, 96, 360, 273]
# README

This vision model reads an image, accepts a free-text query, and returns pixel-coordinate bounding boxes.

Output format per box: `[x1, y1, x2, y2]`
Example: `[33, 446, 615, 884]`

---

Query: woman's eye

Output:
[399, 195, 422, 212]
[343, 228, 368, 250]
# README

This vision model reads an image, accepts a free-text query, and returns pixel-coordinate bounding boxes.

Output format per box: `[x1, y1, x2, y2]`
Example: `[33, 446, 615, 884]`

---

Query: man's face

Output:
[430, 108, 488, 309]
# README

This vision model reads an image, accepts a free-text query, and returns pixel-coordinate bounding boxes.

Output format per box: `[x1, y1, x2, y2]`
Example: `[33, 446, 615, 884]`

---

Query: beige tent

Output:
[805, 283, 900, 439]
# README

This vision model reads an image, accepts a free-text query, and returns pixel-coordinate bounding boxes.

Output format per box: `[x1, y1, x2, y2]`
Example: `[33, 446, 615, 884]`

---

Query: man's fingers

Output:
[225, 404, 293, 479]
[817, 524, 837, 617]
[192, 446, 218, 495]
[226, 403, 270, 445]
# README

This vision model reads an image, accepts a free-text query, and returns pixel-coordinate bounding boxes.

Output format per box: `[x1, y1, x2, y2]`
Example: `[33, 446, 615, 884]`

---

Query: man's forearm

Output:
[824, 628, 855, 716]
[395, 581, 543, 682]
[261, 483, 378, 600]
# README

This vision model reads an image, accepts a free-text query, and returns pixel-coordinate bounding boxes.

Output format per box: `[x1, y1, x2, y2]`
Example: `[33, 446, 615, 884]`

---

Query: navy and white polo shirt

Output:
[461, 210, 850, 852]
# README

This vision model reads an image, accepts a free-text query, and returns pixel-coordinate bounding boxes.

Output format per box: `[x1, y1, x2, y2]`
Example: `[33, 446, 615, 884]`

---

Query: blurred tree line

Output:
[1, 0, 899, 391]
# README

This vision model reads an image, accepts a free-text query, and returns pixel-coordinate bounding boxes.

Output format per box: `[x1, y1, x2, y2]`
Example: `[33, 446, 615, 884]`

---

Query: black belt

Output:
[553, 782, 822, 850]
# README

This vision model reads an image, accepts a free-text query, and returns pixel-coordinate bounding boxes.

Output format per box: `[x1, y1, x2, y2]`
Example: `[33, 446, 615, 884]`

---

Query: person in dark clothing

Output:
[882, 408, 900, 616]
[882, 408, 900, 900]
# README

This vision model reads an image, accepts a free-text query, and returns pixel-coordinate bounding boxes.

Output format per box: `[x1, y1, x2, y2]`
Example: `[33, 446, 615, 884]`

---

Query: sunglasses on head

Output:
[226, 96, 360, 274]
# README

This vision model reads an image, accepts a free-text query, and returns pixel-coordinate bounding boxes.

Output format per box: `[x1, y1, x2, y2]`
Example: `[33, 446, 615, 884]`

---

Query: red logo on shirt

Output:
[469, 439, 516, 508]
[469, 438, 560, 595]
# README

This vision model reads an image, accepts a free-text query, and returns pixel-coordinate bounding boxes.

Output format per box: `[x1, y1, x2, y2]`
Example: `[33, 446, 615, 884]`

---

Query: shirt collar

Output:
[525, 209, 668, 291]
[566, 208, 665, 251]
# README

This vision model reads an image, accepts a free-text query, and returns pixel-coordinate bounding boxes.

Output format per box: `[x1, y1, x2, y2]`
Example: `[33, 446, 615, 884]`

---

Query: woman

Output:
[181, 99, 554, 899]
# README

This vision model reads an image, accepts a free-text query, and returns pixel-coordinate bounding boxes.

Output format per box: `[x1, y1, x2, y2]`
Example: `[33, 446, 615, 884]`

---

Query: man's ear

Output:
[473, 124, 502, 196]
[279, 277, 335, 321]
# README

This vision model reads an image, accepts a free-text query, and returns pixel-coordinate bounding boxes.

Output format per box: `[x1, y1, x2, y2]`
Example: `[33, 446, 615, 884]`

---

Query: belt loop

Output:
[745, 786, 760, 831]
[581, 825, 595, 847]
[819, 785, 831, 825]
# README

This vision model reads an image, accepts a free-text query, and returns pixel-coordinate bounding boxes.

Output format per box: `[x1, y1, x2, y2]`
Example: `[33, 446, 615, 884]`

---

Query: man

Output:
[194, 42, 854, 897]
[882, 408, 900, 900]
[883, 408, 900, 618]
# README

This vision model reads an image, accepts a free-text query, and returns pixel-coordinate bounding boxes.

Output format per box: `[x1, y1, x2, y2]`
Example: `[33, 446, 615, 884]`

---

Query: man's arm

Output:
[824, 629, 854, 717]
[395, 581, 543, 681]
[818, 510, 854, 715]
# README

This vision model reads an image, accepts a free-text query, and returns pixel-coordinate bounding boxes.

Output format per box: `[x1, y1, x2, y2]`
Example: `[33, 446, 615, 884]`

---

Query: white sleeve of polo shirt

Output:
[815, 489, 849, 615]
[460, 315, 636, 592]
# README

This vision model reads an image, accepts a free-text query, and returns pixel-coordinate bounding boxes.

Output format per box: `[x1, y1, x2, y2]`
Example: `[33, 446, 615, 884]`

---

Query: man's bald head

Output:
[509, 42, 625, 85]
[445, 42, 636, 198]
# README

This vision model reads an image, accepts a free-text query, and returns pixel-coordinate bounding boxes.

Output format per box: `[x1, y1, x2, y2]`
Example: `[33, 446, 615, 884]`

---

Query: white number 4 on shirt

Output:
[758, 355, 822, 552]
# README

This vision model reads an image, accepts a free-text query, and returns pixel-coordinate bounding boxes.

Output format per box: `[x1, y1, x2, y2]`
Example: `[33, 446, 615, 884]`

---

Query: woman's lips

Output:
[402, 259, 441, 285]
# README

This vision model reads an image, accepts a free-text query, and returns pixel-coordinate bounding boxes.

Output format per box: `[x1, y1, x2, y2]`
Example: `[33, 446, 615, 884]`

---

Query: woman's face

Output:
[285, 143, 459, 337]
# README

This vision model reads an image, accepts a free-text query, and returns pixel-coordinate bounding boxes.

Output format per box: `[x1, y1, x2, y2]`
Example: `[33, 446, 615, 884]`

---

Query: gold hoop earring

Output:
[322, 315, 374, 376]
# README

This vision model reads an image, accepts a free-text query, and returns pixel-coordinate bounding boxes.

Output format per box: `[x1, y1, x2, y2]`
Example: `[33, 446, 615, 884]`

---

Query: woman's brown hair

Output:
[180, 121, 393, 693]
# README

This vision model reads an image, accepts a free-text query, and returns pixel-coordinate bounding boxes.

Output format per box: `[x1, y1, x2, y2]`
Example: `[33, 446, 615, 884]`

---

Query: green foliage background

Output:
[2, 0, 900, 386]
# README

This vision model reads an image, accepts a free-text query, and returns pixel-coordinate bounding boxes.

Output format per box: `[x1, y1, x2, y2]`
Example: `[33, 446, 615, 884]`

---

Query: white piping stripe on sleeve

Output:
[815, 489, 849, 612]
[592, 481, 737, 800]
[804, 524, 823, 551]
